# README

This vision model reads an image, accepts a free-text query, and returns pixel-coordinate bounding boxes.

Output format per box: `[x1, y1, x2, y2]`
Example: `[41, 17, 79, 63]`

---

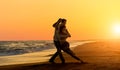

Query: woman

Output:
[59, 19, 84, 63]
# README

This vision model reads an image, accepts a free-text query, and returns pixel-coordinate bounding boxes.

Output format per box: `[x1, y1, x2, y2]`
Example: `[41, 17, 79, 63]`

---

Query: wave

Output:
[0, 40, 93, 56]
[0, 41, 54, 56]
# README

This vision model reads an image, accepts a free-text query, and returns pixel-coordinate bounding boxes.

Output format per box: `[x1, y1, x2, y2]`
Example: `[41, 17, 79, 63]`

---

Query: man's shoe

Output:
[49, 60, 55, 64]
[61, 61, 65, 64]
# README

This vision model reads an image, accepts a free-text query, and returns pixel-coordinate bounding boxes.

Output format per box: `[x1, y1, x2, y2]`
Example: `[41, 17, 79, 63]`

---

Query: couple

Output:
[49, 18, 84, 64]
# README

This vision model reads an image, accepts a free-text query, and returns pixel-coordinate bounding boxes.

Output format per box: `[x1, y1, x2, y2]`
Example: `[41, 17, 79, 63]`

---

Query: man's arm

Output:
[53, 18, 62, 28]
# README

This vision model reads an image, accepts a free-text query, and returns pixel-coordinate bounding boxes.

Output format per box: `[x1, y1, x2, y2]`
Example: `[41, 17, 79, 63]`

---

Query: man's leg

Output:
[49, 52, 59, 63]
[57, 48, 65, 63]
[49, 41, 65, 63]
[55, 41, 65, 63]
[49, 49, 65, 63]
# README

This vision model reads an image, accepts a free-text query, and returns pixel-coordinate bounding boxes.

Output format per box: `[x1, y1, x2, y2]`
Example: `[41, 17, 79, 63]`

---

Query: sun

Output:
[112, 24, 120, 37]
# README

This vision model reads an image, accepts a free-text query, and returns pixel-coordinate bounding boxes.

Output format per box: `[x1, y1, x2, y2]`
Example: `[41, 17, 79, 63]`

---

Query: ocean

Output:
[0, 40, 93, 56]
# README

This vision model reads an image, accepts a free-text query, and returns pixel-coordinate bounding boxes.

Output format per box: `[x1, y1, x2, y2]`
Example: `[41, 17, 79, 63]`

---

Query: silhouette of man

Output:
[49, 18, 65, 63]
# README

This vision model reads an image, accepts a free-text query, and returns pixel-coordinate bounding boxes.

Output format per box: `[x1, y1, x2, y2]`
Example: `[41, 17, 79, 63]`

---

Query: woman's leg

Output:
[64, 48, 84, 62]
[62, 41, 83, 62]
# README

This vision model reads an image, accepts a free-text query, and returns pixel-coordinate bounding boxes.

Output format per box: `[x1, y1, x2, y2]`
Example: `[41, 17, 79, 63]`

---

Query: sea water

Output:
[0, 40, 93, 56]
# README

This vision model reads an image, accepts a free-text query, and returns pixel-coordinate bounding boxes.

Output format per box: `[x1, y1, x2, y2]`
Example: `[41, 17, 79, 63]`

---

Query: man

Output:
[49, 18, 65, 64]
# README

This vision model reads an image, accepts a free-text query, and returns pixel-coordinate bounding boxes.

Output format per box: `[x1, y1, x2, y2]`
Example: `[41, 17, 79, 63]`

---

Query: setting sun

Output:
[112, 24, 120, 37]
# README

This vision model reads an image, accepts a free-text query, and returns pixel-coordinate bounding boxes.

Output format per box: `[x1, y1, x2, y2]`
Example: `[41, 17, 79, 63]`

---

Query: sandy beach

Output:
[0, 40, 120, 70]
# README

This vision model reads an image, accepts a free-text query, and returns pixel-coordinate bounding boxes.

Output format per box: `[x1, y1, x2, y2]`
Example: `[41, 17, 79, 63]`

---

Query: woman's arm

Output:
[66, 29, 71, 37]
[59, 29, 71, 39]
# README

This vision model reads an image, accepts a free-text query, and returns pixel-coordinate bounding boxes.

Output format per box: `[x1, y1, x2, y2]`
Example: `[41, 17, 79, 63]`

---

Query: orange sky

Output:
[0, 0, 120, 40]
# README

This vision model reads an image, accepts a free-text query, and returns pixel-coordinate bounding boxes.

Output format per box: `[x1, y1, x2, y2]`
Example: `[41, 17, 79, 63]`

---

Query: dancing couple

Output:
[49, 18, 84, 64]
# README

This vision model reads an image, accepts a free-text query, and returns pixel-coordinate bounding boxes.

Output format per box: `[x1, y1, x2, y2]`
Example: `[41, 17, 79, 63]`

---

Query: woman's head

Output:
[60, 19, 67, 27]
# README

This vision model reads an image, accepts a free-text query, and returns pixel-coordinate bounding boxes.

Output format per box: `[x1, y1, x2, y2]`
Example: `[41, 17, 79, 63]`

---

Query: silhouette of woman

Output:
[59, 19, 84, 63]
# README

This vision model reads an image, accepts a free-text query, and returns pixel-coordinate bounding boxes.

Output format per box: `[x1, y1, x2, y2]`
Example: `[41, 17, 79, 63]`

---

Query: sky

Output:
[0, 0, 120, 40]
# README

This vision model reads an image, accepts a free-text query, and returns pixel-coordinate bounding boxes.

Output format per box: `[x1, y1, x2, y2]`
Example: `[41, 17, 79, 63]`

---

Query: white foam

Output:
[70, 41, 94, 48]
